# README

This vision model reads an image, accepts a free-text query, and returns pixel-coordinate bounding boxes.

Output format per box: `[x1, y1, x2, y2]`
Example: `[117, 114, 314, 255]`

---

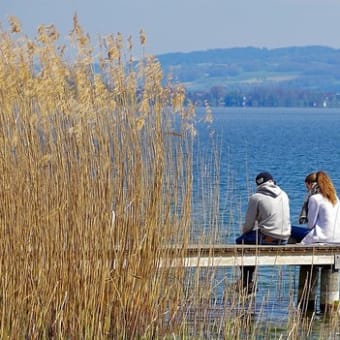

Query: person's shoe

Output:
[234, 280, 257, 297]
[245, 281, 257, 296]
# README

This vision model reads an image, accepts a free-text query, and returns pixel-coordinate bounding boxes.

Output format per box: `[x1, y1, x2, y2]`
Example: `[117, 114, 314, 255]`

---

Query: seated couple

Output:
[235, 170, 340, 294]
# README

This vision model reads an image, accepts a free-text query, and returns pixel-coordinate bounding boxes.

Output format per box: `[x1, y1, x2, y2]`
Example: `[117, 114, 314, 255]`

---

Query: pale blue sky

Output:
[1, 0, 340, 55]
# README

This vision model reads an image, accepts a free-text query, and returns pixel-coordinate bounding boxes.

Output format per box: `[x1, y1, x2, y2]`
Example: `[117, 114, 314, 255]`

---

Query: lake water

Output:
[194, 107, 340, 240]
[191, 107, 340, 338]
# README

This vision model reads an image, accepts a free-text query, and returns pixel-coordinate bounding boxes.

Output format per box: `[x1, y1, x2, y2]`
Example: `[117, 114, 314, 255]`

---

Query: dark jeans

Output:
[290, 225, 310, 243]
[235, 230, 288, 286]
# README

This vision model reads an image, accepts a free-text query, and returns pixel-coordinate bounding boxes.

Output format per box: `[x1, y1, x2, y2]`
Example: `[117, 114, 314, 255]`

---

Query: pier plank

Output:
[165, 244, 340, 268]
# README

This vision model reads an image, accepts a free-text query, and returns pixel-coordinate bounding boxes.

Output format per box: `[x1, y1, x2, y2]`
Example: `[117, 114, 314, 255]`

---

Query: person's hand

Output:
[299, 217, 307, 224]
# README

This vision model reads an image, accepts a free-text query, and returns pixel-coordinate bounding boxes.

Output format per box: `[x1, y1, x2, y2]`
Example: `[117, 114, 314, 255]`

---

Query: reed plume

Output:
[0, 15, 196, 338]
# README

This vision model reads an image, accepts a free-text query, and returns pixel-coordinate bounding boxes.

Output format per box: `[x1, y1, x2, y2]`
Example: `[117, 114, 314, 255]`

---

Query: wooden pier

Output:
[166, 244, 340, 312]
[168, 244, 340, 268]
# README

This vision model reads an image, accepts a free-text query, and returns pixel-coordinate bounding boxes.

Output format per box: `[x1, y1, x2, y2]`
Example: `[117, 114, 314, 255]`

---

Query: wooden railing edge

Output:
[163, 243, 340, 256]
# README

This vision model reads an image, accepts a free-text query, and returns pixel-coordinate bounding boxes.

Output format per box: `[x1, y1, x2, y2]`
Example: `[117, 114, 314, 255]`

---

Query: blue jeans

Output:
[290, 225, 310, 243]
[235, 230, 288, 286]
[236, 230, 288, 245]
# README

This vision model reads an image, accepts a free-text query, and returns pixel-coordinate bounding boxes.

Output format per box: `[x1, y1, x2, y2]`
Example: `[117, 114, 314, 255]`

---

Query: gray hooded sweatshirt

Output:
[242, 180, 291, 240]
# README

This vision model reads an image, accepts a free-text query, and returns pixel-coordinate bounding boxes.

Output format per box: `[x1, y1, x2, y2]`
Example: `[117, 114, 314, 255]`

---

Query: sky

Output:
[1, 0, 340, 56]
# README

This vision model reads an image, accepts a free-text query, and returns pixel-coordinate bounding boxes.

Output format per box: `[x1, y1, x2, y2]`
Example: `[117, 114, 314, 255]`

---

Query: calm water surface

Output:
[191, 107, 340, 337]
[195, 107, 340, 239]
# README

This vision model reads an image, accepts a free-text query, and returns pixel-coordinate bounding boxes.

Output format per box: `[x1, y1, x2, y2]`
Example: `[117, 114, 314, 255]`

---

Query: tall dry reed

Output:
[0, 15, 199, 338]
[1, 15, 338, 340]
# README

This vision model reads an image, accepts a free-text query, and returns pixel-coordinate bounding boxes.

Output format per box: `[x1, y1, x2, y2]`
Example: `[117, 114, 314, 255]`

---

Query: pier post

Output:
[298, 265, 318, 312]
[320, 265, 339, 312]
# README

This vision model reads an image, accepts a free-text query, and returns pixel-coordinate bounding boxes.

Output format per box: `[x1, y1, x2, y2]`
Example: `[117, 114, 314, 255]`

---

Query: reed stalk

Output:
[0, 15, 197, 339]
[0, 15, 339, 339]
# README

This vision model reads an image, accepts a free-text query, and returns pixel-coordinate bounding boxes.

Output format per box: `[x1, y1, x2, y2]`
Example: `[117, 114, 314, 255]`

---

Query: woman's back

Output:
[302, 193, 340, 244]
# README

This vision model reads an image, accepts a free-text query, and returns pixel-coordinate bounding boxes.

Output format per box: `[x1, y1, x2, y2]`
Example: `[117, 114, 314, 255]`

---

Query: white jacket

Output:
[242, 181, 291, 240]
[301, 193, 340, 244]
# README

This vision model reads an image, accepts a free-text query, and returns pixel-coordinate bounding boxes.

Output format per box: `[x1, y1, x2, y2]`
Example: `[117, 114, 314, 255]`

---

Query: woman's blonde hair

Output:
[316, 171, 338, 205]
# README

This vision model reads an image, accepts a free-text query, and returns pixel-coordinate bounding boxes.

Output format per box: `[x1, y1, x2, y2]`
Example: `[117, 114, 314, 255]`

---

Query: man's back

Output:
[243, 181, 291, 241]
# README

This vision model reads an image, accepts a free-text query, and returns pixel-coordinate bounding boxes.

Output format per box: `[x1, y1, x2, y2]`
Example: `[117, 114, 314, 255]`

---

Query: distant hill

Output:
[156, 46, 340, 107]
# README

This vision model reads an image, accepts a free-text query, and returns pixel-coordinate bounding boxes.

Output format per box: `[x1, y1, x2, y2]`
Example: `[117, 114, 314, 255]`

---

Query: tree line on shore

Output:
[157, 46, 340, 108]
[187, 86, 340, 107]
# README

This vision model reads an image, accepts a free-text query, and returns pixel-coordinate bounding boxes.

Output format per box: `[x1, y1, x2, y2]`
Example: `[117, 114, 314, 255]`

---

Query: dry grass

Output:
[0, 15, 198, 339]
[0, 15, 339, 339]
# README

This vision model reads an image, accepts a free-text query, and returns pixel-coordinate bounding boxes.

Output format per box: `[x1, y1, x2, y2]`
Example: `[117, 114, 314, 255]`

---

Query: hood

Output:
[256, 181, 282, 198]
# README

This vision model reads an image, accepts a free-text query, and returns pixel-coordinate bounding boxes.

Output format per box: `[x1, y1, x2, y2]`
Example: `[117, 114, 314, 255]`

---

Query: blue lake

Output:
[194, 107, 340, 241]
[191, 107, 340, 337]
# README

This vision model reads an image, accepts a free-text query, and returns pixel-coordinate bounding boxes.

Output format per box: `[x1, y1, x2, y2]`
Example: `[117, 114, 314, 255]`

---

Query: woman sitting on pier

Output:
[291, 170, 340, 244]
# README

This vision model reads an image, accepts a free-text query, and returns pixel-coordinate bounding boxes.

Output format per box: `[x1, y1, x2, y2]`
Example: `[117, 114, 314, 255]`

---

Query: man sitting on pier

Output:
[235, 171, 291, 295]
